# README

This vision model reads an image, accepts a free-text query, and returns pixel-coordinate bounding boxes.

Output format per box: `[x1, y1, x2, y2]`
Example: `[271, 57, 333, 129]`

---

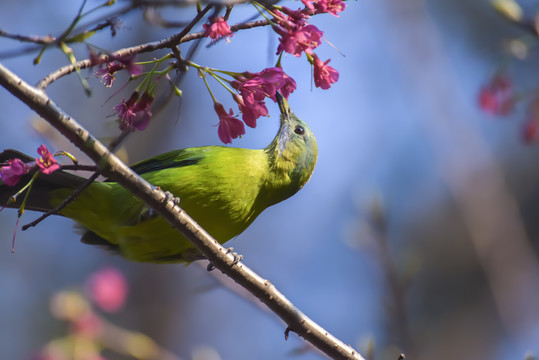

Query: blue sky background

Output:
[1, 0, 539, 359]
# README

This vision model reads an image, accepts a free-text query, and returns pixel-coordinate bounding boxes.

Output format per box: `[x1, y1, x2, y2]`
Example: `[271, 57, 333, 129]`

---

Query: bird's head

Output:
[266, 92, 318, 190]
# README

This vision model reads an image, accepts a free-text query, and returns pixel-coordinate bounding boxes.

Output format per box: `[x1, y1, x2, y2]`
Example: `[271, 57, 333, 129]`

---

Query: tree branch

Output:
[36, 18, 270, 89]
[0, 61, 364, 360]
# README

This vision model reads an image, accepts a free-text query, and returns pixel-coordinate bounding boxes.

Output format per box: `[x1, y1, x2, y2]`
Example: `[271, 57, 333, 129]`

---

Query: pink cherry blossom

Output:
[234, 94, 268, 128]
[86, 267, 128, 313]
[113, 92, 154, 131]
[271, 7, 323, 57]
[230, 67, 296, 127]
[1, 158, 30, 186]
[233, 67, 297, 102]
[214, 102, 245, 144]
[203, 17, 233, 41]
[275, 24, 323, 57]
[36, 145, 60, 175]
[313, 54, 339, 89]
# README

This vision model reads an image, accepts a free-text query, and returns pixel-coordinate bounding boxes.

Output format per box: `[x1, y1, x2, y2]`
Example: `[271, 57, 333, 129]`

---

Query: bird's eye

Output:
[294, 126, 305, 135]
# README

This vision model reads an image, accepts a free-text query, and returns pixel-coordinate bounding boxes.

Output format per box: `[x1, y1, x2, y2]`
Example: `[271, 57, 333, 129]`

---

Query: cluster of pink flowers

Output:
[272, 7, 323, 57]
[232, 67, 296, 126]
[113, 91, 154, 132]
[203, 16, 233, 41]
[1, 145, 59, 187]
[211, 67, 297, 143]
[89, 1, 345, 145]
[269, 5, 340, 92]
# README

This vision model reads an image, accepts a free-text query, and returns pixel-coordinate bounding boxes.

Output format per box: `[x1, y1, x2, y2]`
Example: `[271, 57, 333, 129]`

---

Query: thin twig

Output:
[365, 200, 415, 357]
[0, 30, 55, 44]
[21, 172, 101, 230]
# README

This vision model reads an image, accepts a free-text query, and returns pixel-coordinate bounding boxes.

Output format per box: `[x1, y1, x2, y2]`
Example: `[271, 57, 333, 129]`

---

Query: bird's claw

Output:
[164, 191, 181, 206]
[206, 248, 243, 271]
[140, 191, 180, 221]
[226, 247, 243, 266]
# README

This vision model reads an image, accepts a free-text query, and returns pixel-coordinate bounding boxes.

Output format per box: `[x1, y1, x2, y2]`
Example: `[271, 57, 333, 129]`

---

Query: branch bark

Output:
[0, 61, 364, 360]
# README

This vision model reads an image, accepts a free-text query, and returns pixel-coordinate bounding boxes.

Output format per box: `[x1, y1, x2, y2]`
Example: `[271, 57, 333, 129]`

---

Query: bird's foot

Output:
[164, 191, 181, 206]
[206, 248, 243, 271]
[226, 247, 243, 266]
[140, 191, 180, 221]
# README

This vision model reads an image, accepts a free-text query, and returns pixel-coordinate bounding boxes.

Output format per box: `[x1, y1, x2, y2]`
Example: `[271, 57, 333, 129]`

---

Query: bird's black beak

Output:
[275, 92, 292, 123]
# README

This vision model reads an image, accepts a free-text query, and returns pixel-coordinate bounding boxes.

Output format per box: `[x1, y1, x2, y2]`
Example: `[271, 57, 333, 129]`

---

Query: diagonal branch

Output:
[0, 61, 364, 360]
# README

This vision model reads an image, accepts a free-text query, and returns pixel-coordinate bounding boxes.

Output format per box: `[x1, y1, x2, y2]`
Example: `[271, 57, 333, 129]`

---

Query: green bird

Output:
[0, 93, 317, 263]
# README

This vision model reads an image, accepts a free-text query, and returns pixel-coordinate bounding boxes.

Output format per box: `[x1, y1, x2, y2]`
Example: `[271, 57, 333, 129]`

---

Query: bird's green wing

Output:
[129, 148, 209, 175]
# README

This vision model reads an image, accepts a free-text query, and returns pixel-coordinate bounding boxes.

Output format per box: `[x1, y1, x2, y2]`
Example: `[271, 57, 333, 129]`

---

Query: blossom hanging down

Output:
[113, 91, 154, 131]
[233, 94, 268, 128]
[312, 53, 339, 89]
[214, 102, 245, 144]
[36, 145, 60, 175]
[1, 145, 61, 187]
[0, 158, 30, 187]
[203, 16, 233, 42]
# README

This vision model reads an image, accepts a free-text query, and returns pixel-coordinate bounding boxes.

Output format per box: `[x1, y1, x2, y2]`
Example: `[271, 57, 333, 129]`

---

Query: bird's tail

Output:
[0, 149, 86, 212]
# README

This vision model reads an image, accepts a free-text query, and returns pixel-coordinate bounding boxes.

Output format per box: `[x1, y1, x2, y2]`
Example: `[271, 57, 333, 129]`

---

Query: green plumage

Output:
[0, 94, 317, 263]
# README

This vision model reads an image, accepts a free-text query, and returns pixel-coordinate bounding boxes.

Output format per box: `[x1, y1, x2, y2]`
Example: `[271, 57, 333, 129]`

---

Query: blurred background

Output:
[1, 0, 539, 359]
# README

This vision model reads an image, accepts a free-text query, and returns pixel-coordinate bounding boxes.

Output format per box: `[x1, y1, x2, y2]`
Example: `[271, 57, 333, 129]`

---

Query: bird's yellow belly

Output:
[52, 183, 260, 263]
